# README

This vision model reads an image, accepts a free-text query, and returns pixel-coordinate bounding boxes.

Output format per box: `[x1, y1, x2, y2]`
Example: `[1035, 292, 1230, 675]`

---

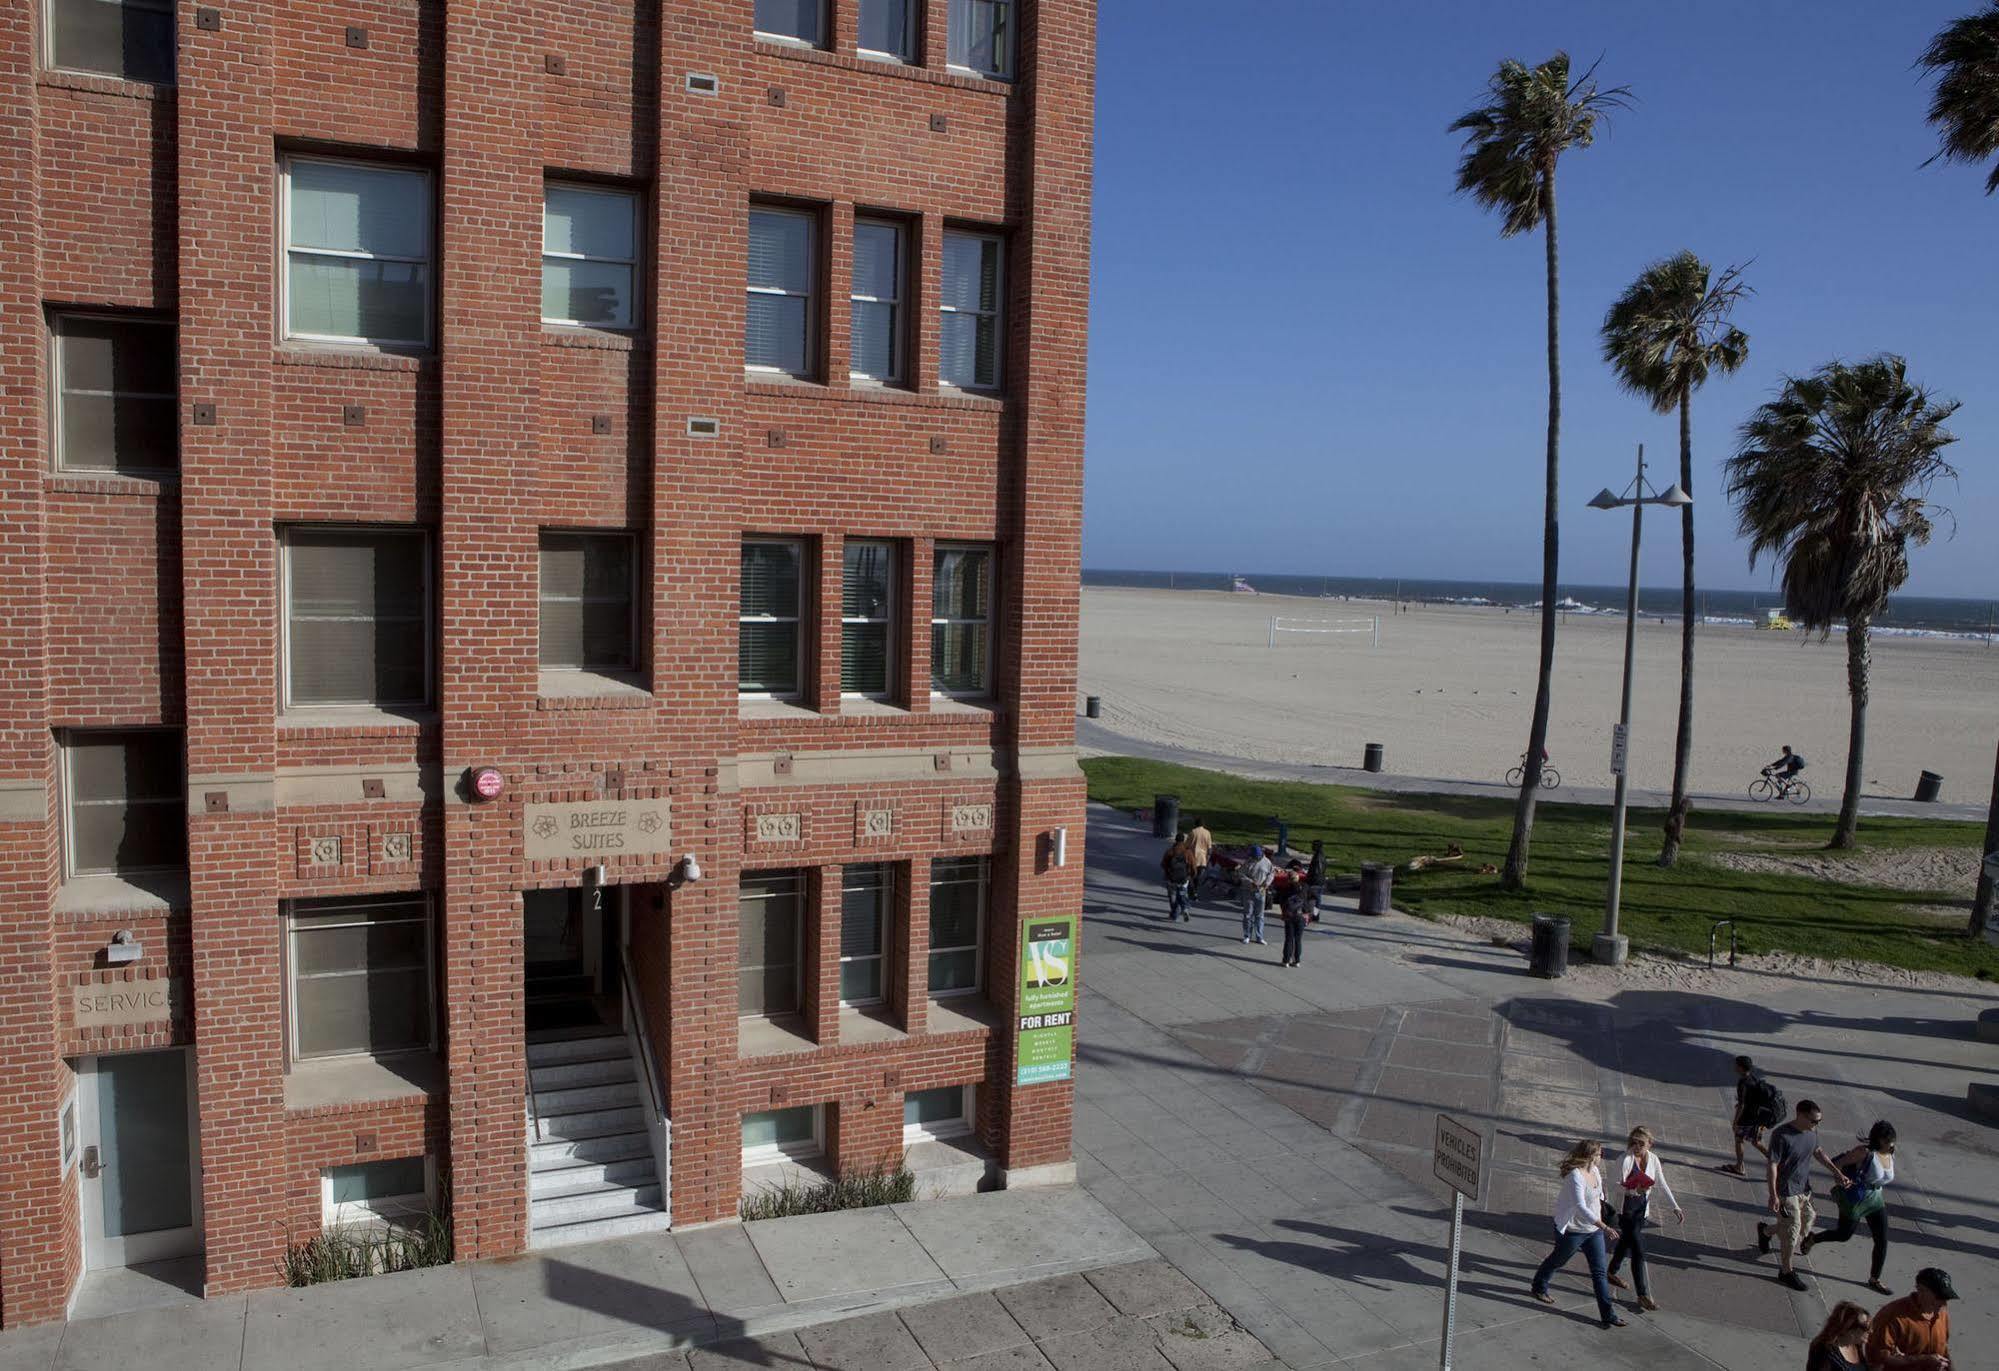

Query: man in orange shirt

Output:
[1866, 1267, 1955, 1371]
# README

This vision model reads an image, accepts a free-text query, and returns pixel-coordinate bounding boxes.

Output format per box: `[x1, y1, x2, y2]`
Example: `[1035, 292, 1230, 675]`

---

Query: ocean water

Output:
[1083, 569, 1999, 640]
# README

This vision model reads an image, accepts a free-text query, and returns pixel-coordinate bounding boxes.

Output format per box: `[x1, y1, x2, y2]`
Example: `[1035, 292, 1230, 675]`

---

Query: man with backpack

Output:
[1161, 834, 1195, 923]
[1725, 1056, 1780, 1177]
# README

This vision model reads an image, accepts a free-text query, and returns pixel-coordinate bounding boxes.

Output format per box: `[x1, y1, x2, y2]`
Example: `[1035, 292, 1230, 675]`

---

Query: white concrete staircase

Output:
[526, 1031, 669, 1249]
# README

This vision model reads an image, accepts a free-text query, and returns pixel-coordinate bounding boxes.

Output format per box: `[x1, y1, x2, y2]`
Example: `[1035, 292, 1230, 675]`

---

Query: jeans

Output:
[1531, 1227, 1615, 1325]
[1166, 881, 1191, 921]
[1242, 889, 1266, 941]
[1281, 918, 1304, 964]
[1607, 1210, 1648, 1296]
[1813, 1204, 1889, 1281]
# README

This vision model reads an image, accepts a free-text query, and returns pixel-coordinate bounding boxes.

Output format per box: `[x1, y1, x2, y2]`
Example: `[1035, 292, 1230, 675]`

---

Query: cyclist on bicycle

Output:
[1761, 746, 1806, 783]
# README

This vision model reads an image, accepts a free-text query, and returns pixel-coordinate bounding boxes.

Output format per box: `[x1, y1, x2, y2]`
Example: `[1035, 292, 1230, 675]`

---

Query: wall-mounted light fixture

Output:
[1050, 827, 1069, 868]
[671, 852, 703, 889]
[104, 929, 143, 965]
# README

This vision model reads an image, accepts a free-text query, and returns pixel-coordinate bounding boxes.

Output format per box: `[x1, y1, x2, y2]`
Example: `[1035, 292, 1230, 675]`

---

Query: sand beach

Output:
[1079, 586, 1999, 801]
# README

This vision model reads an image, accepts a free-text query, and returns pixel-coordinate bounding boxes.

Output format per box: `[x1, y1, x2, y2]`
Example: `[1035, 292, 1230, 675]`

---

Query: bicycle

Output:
[1748, 770, 1811, 804]
[1505, 757, 1562, 790]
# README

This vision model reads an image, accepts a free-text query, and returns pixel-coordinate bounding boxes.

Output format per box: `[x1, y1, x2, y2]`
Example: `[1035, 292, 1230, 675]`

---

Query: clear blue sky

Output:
[1083, 1, 1998, 599]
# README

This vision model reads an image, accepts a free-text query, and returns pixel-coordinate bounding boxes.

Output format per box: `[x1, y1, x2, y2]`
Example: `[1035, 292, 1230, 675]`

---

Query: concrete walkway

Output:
[1077, 719, 1990, 824]
[1073, 800, 1999, 1369]
[0, 1189, 1153, 1371]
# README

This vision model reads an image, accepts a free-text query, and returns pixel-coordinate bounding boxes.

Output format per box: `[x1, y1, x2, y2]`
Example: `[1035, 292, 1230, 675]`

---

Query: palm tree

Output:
[1600, 254, 1750, 867]
[1724, 358, 1960, 849]
[1919, 3, 1999, 193]
[1451, 54, 1630, 888]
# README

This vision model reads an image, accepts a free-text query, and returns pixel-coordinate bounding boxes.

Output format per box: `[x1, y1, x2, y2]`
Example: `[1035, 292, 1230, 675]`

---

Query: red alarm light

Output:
[471, 767, 505, 801]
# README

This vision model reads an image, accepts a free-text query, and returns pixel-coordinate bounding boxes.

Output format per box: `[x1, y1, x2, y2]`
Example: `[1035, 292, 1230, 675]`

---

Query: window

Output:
[753, 0, 823, 45]
[539, 531, 637, 673]
[287, 894, 435, 1061]
[928, 856, 987, 995]
[947, 0, 1012, 79]
[858, 0, 913, 62]
[283, 157, 432, 349]
[282, 527, 430, 710]
[742, 1105, 822, 1162]
[50, 315, 176, 475]
[747, 207, 816, 378]
[543, 184, 639, 331]
[849, 219, 905, 385]
[46, 0, 174, 83]
[940, 231, 1003, 391]
[740, 539, 804, 697]
[739, 871, 804, 1019]
[322, 1157, 431, 1227]
[841, 540, 895, 696]
[903, 1084, 973, 1142]
[932, 545, 992, 696]
[840, 864, 893, 1006]
[62, 729, 185, 877]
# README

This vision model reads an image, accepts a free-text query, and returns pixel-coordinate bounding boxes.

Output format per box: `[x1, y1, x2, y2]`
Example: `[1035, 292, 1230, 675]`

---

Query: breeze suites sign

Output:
[1016, 915, 1076, 1086]
[523, 798, 671, 860]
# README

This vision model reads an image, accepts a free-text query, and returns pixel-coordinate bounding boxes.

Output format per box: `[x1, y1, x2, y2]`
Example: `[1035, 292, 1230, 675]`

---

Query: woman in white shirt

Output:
[1605, 1126, 1684, 1311]
[1801, 1119, 1896, 1295]
[1528, 1140, 1626, 1329]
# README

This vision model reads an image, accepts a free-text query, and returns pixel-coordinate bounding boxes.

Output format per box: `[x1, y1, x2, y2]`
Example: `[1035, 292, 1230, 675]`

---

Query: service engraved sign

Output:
[524, 798, 670, 860]
[74, 977, 185, 1031]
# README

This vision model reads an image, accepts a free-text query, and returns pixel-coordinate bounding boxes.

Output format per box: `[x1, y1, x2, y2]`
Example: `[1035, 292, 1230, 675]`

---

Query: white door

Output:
[77, 1048, 203, 1269]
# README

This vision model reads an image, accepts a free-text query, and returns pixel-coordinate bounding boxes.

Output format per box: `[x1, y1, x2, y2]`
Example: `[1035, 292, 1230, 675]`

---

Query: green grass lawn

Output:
[1084, 756, 1997, 979]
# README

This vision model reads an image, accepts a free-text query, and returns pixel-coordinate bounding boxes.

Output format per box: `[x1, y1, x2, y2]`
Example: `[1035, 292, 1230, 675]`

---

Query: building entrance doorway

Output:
[75, 1048, 203, 1271]
[522, 885, 623, 1035]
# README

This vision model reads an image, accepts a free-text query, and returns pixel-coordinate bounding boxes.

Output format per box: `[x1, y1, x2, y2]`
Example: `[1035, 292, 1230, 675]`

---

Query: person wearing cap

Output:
[1865, 1267, 1955, 1371]
[1239, 845, 1274, 946]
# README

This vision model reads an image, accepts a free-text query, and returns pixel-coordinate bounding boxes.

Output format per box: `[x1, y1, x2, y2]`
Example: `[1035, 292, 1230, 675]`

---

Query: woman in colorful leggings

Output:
[1801, 1119, 1896, 1295]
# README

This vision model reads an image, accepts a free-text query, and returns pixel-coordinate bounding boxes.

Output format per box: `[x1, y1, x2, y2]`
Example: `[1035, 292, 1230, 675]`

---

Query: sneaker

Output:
[1254, 937, 1267, 945]
[1756, 1223, 1772, 1255]
[1242, 937, 1251, 944]
[1778, 1271, 1808, 1291]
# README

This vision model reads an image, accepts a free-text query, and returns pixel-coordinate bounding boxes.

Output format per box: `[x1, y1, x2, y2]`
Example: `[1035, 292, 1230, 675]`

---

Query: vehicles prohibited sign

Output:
[1433, 1114, 1482, 1202]
[1017, 915, 1076, 1086]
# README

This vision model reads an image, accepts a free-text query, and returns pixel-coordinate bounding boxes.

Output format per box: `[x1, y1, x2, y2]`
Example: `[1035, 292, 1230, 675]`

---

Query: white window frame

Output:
[738, 869, 806, 1022]
[840, 539, 897, 699]
[927, 855, 988, 998]
[537, 528, 640, 674]
[285, 893, 439, 1065]
[746, 205, 818, 379]
[48, 312, 178, 477]
[59, 726, 185, 881]
[739, 537, 806, 700]
[741, 1104, 825, 1165]
[752, 0, 826, 47]
[930, 542, 994, 699]
[902, 1084, 974, 1143]
[541, 182, 642, 332]
[838, 863, 894, 1009]
[320, 1155, 436, 1229]
[43, 0, 176, 84]
[280, 154, 435, 351]
[848, 218, 906, 385]
[857, 0, 915, 63]
[279, 525, 434, 713]
[939, 230, 1004, 393]
[947, 0, 1014, 81]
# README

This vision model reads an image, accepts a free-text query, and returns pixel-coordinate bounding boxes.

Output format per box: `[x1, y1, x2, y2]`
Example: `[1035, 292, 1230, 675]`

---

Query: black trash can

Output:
[1152, 794, 1180, 839]
[1363, 743, 1384, 773]
[1084, 695, 1101, 719]
[1358, 863, 1392, 915]
[1530, 914, 1572, 979]
[1915, 770, 1944, 803]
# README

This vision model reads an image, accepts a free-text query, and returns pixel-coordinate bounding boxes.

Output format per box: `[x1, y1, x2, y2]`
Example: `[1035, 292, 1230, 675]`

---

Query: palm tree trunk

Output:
[1659, 393, 1696, 866]
[1833, 615, 1870, 849]
[1503, 165, 1561, 889]
[1971, 738, 1998, 936]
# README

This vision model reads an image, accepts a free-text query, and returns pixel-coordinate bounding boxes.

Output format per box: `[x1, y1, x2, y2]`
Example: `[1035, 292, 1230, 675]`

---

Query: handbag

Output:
[1599, 1199, 1620, 1231]
[1835, 1181, 1885, 1221]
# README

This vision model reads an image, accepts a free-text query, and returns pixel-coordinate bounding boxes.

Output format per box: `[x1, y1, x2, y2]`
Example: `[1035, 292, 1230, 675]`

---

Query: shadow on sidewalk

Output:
[539, 1260, 805, 1366]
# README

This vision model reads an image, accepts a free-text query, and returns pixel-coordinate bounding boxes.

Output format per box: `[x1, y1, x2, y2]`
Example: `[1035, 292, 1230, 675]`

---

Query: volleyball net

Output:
[1267, 616, 1381, 648]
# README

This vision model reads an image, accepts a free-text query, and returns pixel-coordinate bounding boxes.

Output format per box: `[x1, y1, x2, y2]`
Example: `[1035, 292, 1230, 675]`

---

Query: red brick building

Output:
[0, 0, 1091, 1322]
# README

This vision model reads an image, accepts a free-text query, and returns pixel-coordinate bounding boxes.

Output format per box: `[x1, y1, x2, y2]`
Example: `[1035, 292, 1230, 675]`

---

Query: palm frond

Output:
[1450, 51, 1628, 237]
[1918, 2, 1999, 192]
[1600, 252, 1752, 414]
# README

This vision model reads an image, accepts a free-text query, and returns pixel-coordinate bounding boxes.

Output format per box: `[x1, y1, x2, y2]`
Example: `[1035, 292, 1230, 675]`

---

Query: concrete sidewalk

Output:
[0, 1189, 1153, 1371]
[1077, 718, 1989, 823]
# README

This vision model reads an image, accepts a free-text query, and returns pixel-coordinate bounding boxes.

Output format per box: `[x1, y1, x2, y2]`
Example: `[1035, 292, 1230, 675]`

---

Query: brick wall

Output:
[0, 0, 1092, 1323]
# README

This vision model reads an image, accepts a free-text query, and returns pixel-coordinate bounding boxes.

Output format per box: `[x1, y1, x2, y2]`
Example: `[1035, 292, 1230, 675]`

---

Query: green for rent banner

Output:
[1017, 914, 1076, 1086]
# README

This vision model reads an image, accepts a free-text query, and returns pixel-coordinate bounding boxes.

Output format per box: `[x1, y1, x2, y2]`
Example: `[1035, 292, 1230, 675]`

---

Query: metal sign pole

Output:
[1439, 1191, 1463, 1370]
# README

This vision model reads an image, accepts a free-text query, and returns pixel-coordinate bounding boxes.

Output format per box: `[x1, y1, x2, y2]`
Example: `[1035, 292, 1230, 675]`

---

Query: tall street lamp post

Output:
[1587, 444, 1692, 967]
